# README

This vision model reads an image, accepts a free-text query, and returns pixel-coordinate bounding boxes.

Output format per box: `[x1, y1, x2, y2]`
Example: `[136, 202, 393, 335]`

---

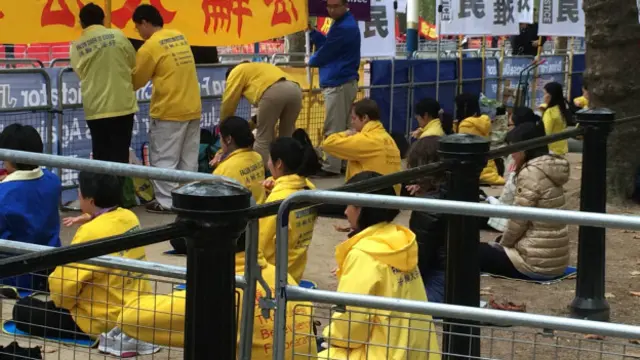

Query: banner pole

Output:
[435, 4, 442, 101]
[305, 30, 311, 85]
[104, 0, 112, 28]
[481, 36, 486, 93]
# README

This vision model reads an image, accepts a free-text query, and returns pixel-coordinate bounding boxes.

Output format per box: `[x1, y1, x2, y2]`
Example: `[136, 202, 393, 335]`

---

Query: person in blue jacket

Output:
[0, 124, 61, 293]
[308, 0, 361, 176]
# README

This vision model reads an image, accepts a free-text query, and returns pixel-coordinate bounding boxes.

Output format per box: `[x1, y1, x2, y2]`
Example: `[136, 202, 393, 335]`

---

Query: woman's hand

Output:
[62, 213, 91, 227]
[405, 184, 421, 196]
[262, 178, 276, 191]
[333, 224, 352, 233]
[209, 152, 223, 167]
[411, 128, 422, 139]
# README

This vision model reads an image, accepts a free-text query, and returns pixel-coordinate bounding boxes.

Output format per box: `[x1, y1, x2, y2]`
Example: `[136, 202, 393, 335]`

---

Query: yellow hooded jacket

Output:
[48, 208, 151, 336]
[214, 148, 266, 204]
[542, 106, 569, 155]
[118, 252, 317, 360]
[321, 121, 402, 194]
[259, 174, 317, 283]
[458, 115, 505, 185]
[319, 222, 441, 360]
[574, 96, 589, 109]
[419, 119, 445, 138]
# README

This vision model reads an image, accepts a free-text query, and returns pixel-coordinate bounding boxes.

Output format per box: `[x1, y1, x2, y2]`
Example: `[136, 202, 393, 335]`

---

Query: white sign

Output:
[538, 0, 585, 36]
[517, 0, 534, 23]
[360, 0, 396, 57]
[439, 0, 494, 35]
[492, 0, 520, 35]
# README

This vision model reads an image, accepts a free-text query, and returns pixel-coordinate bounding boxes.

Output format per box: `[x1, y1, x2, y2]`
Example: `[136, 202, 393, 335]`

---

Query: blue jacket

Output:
[309, 12, 361, 88]
[0, 168, 61, 292]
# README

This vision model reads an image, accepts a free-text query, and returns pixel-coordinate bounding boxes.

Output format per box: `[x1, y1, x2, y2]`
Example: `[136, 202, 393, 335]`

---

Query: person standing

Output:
[308, 0, 361, 176]
[510, 23, 546, 56]
[71, 3, 138, 165]
[131, 4, 202, 213]
[221, 62, 302, 165]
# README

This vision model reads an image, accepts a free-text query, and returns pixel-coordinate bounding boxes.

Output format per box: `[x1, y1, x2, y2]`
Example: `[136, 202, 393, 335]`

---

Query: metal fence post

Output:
[570, 108, 615, 322]
[439, 134, 489, 359]
[172, 180, 252, 360]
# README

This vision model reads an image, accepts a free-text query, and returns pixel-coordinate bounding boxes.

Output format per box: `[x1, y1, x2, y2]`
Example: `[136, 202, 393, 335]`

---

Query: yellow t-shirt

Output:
[70, 25, 138, 120]
[542, 105, 569, 155]
[213, 148, 266, 204]
[221, 62, 296, 120]
[322, 121, 402, 194]
[132, 28, 201, 121]
[48, 208, 151, 336]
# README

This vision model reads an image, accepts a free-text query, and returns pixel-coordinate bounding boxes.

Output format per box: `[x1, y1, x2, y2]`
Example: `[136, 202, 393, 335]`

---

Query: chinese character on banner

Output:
[439, 0, 493, 35]
[202, 0, 253, 38]
[41, 0, 85, 28]
[363, 5, 388, 38]
[111, 0, 177, 29]
[458, 0, 486, 19]
[517, 0, 533, 23]
[359, 0, 395, 57]
[492, 0, 518, 35]
[538, 0, 584, 36]
[264, 0, 298, 26]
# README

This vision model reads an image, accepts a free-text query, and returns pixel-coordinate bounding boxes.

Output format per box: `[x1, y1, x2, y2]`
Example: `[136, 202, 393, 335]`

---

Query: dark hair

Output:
[78, 172, 122, 208]
[225, 61, 250, 80]
[440, 112, 454, 135]
[406, 136, 445, 192]
[79, 3, 104, 28]
[220, 116, 254, 149]
[352, 99, 380, 120]
[506, 121, 549, 165]
[582, 79, 588, 91]
[269, 129, 321, 177]
[543, 82, 572, 124]
[346, 172, 399, 233]
[455, 93, 480, 120]
[132, 4, 164, 27]
[415, 98, 441, 119]
[511, 106, 540, 126]
[0, 124, 43, 171]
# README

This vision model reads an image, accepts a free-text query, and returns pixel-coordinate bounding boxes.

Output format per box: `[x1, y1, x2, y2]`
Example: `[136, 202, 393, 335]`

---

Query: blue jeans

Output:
[424, 270, 445, 304]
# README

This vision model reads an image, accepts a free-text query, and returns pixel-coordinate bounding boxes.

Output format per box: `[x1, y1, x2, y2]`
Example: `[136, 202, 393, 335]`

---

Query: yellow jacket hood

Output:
[458, 115, 492, 137]
[336, 222, 418, 275]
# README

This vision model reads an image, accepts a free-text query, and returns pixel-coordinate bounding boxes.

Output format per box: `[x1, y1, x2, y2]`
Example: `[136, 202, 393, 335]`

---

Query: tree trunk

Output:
[584, 0, 640, 203]
[286, 31, 306, 62]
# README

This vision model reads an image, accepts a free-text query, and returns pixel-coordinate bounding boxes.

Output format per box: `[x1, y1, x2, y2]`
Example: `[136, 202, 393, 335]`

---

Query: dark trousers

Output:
[478, 243, 527, 279]
[86, 114, 135, 163]
[170, 238, 187, 255]
[12, 298, 87, 339]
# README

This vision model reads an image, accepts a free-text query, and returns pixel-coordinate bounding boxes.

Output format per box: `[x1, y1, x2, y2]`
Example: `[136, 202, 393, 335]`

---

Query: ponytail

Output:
[439, 112, 454, 135]
[270, 129, 321, 177]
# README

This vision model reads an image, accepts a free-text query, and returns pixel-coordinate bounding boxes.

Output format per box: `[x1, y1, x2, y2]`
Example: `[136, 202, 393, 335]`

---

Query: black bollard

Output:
[570, 108, 614, 321]
[439, 133, 489, 360]
[172, 179, 252, 360]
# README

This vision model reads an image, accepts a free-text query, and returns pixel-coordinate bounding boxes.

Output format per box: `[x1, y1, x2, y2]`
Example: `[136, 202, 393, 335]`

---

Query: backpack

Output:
[198, 128, 221, 173]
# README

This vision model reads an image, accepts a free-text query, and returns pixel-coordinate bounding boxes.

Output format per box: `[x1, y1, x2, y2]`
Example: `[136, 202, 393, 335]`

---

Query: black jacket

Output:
[510, 24, 546, 56]
[409, 189, 447, 278]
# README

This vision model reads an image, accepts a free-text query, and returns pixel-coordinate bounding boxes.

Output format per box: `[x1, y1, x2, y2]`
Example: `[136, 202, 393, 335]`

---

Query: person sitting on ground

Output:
[411, 98, 450, 138]
[319, 171, 441, 360]
[259, 129, 321, 283]
[573, 81, 589, 110]
[406, 137, 447, 304]
[13, 172, 151, 339]
[321, 98, 402, 194]
[117, 231, 317, 360]
[0, 124, 61, 292]
[486, 107, 541, 233]
[478, 120, 570, 279]
[542, 82, 571, 155]
[456, 93, 505, 186]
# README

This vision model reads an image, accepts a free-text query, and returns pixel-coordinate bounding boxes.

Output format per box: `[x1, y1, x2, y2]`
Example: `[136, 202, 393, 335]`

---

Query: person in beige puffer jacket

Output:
[479, 120, 570, 279]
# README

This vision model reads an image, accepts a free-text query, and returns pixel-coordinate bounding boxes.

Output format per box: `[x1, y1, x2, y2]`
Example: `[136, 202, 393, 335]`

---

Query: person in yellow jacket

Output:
[71, 3, 138, 165]
[319, 171, 441, 360]
[412, 98, 446, 138]
[321, 99, 402, 194]
[573, 81, 589, 110]
[131, 5, 202, 214]
[117, 236, 317, 360]
[221, 62, 303, 166]
[260, 129, 321, 282]
[12, 172, 151, 338]
[455, 94, 505, 185]
[541, 82, 570, 155]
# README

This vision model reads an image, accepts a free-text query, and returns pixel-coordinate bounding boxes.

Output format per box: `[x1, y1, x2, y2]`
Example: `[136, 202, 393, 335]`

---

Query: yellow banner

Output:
[0, 0, 307, 46]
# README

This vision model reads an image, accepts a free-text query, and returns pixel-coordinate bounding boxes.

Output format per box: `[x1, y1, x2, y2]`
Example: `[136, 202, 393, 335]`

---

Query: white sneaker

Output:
[99, 327, 160, 358]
